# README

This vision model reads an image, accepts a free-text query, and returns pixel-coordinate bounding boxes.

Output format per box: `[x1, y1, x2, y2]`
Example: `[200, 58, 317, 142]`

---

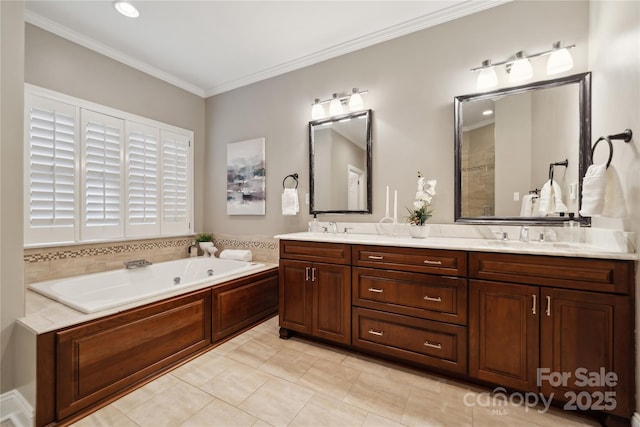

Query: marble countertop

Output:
[18, 263, 279, 335]
[275, 229, 637, 261]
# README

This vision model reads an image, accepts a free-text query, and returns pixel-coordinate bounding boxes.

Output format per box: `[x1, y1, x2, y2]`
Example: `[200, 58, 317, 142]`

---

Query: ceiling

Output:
[25, 0, 505, 98]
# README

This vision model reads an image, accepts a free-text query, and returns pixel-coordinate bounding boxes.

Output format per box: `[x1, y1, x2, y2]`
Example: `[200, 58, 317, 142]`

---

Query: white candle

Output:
[385, 186, 390, 217]
[393, 190, 398, 223]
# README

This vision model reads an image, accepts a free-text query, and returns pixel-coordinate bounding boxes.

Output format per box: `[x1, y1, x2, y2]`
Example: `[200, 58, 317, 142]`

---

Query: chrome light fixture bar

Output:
[471, 41, 575, 90]
[311, 88, 368, 120]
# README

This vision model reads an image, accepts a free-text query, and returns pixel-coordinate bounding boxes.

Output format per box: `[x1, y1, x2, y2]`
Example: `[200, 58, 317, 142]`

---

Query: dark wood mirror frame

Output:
[454, 72, 591, 226]
[309, 109, 373, 215]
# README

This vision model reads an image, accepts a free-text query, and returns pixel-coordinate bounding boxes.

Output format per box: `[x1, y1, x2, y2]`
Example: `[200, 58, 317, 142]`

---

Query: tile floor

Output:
[72, 316, 600, 427]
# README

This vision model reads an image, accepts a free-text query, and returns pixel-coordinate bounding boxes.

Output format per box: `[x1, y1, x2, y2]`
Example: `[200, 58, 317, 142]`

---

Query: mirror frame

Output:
[309, 109, 373, 215]
[454, 72, 591, 226]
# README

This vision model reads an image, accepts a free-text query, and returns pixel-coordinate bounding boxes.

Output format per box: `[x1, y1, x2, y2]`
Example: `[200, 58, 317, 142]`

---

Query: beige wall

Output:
[24, 24, 206, 233]
[1, 0, 25, 394]
[587, 0, 640, 412]
[203, 0, 590, 235]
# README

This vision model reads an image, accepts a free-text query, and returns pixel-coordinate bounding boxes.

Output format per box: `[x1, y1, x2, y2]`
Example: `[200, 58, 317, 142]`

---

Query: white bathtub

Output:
[29, 257, 265, 314]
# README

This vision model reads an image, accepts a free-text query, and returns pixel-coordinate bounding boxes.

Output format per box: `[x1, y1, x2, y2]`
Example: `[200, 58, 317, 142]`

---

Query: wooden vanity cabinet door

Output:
[540, 287, 632, 418]
[313, 262, 351, 344]
[469, 279, 540, 392]
[279, 259, 313, 335]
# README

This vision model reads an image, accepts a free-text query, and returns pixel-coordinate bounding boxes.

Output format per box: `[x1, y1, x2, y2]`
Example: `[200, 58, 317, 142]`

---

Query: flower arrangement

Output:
[407, 172, 437, 225]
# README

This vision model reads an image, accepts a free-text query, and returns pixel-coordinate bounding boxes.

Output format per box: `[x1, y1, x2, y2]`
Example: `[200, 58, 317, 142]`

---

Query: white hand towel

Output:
[537, 180, 553, 216]
[552, 181, 568, 213]
[520, 194, 536, 216]
[602, 164, 626, 218]
[219, 249, 252, 262]
[282, 188, 299, 216]
[579, 163, 607, 217]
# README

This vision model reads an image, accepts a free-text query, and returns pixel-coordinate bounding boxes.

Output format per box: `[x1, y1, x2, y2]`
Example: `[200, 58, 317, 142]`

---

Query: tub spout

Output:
[124, 259, 152, 269]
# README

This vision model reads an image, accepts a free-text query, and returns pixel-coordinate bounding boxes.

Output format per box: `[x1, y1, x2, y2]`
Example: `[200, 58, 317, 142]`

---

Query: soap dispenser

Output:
[564, 213, 578, 243]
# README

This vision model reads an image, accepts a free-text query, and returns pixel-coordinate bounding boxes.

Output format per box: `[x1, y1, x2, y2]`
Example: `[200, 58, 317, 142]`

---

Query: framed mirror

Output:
[454, 72, 591, 225]
[309, 109, 372, 214]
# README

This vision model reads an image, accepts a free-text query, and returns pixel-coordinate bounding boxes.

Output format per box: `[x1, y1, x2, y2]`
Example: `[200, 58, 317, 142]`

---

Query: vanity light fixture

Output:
[113, 0, 139, 18]
[547, 41, 574, 75]
[310, 88, 368, 120]
[311, 99, 325, 120]
[508, 51, 533, 83]
[471, 41, 575, 90]
[476, 60, 498, 90]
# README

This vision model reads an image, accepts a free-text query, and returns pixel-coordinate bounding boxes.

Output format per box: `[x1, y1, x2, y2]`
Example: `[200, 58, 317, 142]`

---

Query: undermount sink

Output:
[484, 240, 580, 249]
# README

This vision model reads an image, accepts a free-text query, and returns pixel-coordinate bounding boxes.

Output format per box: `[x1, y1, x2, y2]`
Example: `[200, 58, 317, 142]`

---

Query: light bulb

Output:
[509, 52, 532, 83]
[329, 93, 344, 116]
[547, 43, 573, 75]
[311, 99, 325, 120]
[476, 60, 498, 90]
[348, 88, 364, 111]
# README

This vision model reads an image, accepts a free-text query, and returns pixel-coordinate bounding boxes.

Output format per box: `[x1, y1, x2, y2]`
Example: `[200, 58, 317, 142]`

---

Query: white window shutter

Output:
[125, 121, 160, 237]
[24, 95, 78, 245]
[161, 130, 192, 235]
[80, 110, 124, 241]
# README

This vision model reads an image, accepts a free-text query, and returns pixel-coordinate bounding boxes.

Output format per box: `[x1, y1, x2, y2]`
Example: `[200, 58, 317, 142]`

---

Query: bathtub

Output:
[29, 257, 265, 314]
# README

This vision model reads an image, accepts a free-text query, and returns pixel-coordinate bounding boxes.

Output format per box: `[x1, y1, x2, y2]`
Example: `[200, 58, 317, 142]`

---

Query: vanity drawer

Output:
[352, 245, 466, 276]
[352, 307, 467, 374]
[353, 267, 467, 325]
[469, 252, 632, 294]
[280, 240, 350, 265]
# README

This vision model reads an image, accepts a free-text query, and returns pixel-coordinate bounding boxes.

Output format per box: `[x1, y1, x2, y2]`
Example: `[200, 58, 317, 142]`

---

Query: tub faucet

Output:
[124, 259, 152, 269]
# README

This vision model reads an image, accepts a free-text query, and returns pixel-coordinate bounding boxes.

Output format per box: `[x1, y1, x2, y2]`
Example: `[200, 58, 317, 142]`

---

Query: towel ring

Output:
[282, 173, 299, 189]
[591, 136, 614, 169]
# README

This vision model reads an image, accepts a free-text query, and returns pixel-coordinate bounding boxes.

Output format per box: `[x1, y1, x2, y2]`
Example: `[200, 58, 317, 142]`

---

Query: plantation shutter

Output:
[161, 130, 191, 235]
[81, 110, 124, 240]
[126, 121, 160, 236]
[24, 95, 78, 245]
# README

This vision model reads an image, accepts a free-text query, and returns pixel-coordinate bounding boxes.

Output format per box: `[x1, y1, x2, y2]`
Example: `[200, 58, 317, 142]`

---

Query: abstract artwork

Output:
[227, 137, 266, 215]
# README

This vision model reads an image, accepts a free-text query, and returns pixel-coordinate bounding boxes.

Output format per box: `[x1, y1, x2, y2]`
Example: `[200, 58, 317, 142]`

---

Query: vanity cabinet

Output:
[468, 252, 634, 419]
[279, 240, 351, 344]
[351, 245, 468, 374]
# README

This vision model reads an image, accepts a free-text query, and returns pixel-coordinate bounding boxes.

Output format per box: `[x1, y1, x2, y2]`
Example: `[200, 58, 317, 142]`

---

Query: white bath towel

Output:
[602, 165, 626, 218]
[520, 194, 537, 217]
[219, 249, 253, 262]
[282, 188, 299, 216]
[537, 180, 568, 216]
[579, 163, 607, 217]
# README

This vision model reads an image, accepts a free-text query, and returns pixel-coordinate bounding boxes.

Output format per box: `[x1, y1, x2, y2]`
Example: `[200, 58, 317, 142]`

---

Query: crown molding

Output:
[25, 1, 508, 99]
[24, 10, 206, 98]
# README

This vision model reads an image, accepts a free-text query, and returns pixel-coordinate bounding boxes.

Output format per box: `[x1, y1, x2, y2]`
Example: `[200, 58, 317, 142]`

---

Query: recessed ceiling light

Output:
[482, 109, 494, 116]
[113, 1, 139, 18]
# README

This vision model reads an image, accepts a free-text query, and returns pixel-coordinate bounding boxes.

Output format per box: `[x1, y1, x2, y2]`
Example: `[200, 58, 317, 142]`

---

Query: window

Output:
[24, 86, 194, 246]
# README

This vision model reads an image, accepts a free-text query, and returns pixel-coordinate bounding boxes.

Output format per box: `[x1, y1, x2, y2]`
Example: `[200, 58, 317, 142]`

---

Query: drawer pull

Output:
[368, 288, 384, 293]
[368, 329, 384, 336]
[311, 267, 316, 282]
[423, 260, 442, 265]
[424, 341, 442, 349]
[423, 295, 442, 302]
[368, 255, 384, 260]
[305, 267, 310, 281]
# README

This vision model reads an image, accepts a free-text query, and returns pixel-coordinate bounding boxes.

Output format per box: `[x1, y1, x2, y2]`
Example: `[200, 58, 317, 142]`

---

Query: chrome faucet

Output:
[124, 259, 152, 269]
[519, 226, 529, 242]
[328, 222, 338, 234]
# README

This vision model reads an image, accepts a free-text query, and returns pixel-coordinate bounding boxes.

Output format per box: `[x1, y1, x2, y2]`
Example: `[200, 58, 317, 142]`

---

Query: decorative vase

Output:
[198, 241, 214, 255]
[408, 224, 430, 239]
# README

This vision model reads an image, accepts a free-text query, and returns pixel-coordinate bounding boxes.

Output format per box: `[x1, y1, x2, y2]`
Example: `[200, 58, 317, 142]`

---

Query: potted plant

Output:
[195, 233, 214, 253]
[406, 171, 436, 238]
